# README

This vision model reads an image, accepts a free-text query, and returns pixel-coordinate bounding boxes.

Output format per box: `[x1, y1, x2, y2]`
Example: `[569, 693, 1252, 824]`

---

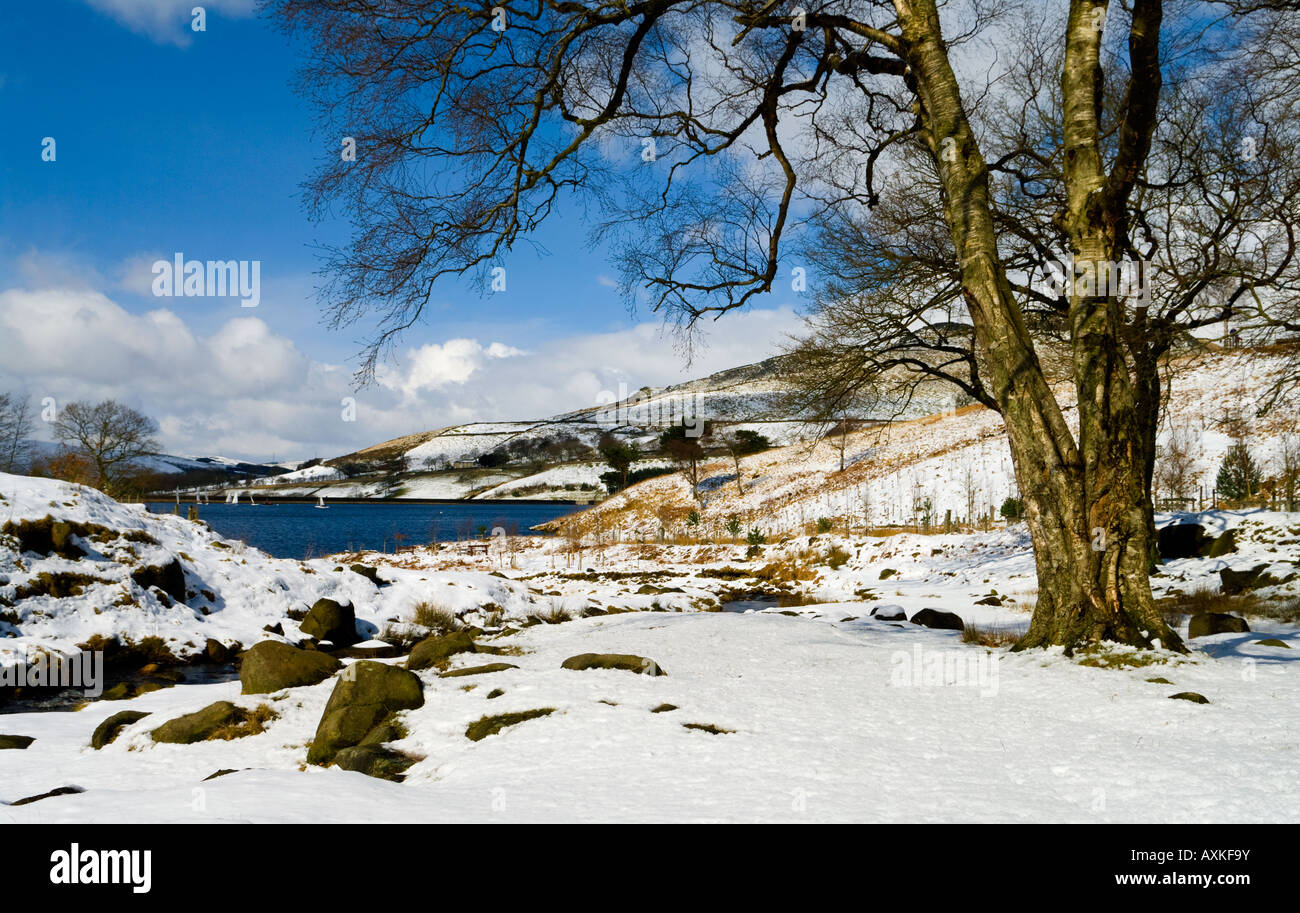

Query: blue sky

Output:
[0, 0, 801, 461]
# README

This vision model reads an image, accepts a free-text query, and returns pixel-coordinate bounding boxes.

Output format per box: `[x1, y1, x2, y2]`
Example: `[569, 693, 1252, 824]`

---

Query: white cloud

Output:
[0, 268, 802, 460]
[381, 338, 524, 395]
[80, 0, 256, 47]
[115, 253, 166, 297]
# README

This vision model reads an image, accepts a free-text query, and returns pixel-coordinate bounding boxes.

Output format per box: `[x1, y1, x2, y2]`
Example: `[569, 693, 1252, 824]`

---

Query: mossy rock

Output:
[879, 568, 897, 580]
[439, 662, 518, 678]
[130, 558, 188, 603]
[486, 688, 505, 699]
[331, 745, 417, 781]
[1145, 677, 1174, 685]
[349, 564, 384, 586]
[1188, 612, 1251, 638]
[561, 653, 666, 676]
[406, 630, 477, 670]
[1202, 529, 1237, 558]
[239, 641, 341, 694]
[359, 720, 405, 746]
[465, 708, 555, 742]
[651, 703, 678, 713]
[307, 661, 424, 765]
[300, 598, 360, 646]
[0, 734, 35, 750]
[91, 710, 150, 749]
[151, 701, 245, 744]
[1255, 638, 1290, 648]
[869, 604, 906, 621]
[1, 516, 89, 558]
[204, 638, 235, 664]
[1157, 522, 1209, 560]
[101, 680, 170, 701]
[974, 595, 1002, 606]
[910, 608, 964, 631]
[1168, 692, 1210, 704]
[1220, 564, 1279, 595]
[331, 642, 400, 659]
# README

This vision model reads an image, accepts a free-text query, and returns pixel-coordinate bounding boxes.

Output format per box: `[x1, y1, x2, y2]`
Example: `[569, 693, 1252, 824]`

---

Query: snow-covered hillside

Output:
[350, 355, 954, 474]
[561, 349, 1300, 541]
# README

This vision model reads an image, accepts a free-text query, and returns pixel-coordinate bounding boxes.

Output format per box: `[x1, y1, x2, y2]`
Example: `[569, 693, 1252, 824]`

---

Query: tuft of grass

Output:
[961, 623, 1019, 647]
[14, 571, 112, 600]
[410, 600, 461, 635]
[1155, 586, 1300, 624]
[537, 603, 573, 625]
[824, 545, 851, 570]
[1244, 596, 1300, 624]
[1157, 585, 1244, 622]
[378, 622, 423, 650]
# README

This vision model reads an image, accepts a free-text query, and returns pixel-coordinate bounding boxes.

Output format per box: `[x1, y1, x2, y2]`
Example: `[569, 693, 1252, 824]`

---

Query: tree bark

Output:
[1043, 0, 1182, 650]
[894, 0, 1184, 651]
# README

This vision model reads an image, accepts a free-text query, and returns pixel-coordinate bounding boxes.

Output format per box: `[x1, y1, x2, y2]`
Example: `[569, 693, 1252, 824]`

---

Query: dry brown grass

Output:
[210, 704, 277, 741]
[961, 623, 1020, 647]
[410, 600, 461, 634]
[1155, 585, 1266, 623]
[535, 603, 573, 624]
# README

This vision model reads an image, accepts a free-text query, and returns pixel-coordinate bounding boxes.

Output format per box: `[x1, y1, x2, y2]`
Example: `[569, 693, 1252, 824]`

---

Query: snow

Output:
[250, 464, 345, 486]
[3, 604, 1296, 823]
[2, 469, 1296, 821]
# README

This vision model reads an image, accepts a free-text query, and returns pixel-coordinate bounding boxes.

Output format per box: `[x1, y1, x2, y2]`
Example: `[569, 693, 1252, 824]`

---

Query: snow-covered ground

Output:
[3, 602, 1296, 823]
[2, 469, 1297, 822]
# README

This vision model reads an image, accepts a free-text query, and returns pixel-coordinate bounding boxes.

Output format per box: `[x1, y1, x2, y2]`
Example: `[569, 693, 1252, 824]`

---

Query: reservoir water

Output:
[145, 500, 581, 559]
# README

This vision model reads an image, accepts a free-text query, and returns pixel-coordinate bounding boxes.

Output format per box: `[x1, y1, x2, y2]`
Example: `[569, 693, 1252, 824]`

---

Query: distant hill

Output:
[23, 440, 288, 487]
[325, 355, 956, 473]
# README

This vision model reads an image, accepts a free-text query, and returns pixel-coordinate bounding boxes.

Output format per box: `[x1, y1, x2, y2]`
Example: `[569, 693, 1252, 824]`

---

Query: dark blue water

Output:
[145, 501, 580, 559]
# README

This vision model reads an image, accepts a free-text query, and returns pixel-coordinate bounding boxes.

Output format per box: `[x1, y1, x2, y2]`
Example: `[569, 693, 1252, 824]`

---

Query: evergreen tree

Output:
[1215, 443, 1261, 502]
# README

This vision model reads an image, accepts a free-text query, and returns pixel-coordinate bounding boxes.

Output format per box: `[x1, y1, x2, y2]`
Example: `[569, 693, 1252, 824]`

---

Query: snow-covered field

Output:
[5, 606, 1295, 823]
[2, 470, 1297, 822]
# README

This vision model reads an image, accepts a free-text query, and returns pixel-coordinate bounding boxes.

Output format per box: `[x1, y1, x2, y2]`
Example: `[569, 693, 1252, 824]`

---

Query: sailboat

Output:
[315, 495, 328, 509]
[247, 491, 258, 506]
